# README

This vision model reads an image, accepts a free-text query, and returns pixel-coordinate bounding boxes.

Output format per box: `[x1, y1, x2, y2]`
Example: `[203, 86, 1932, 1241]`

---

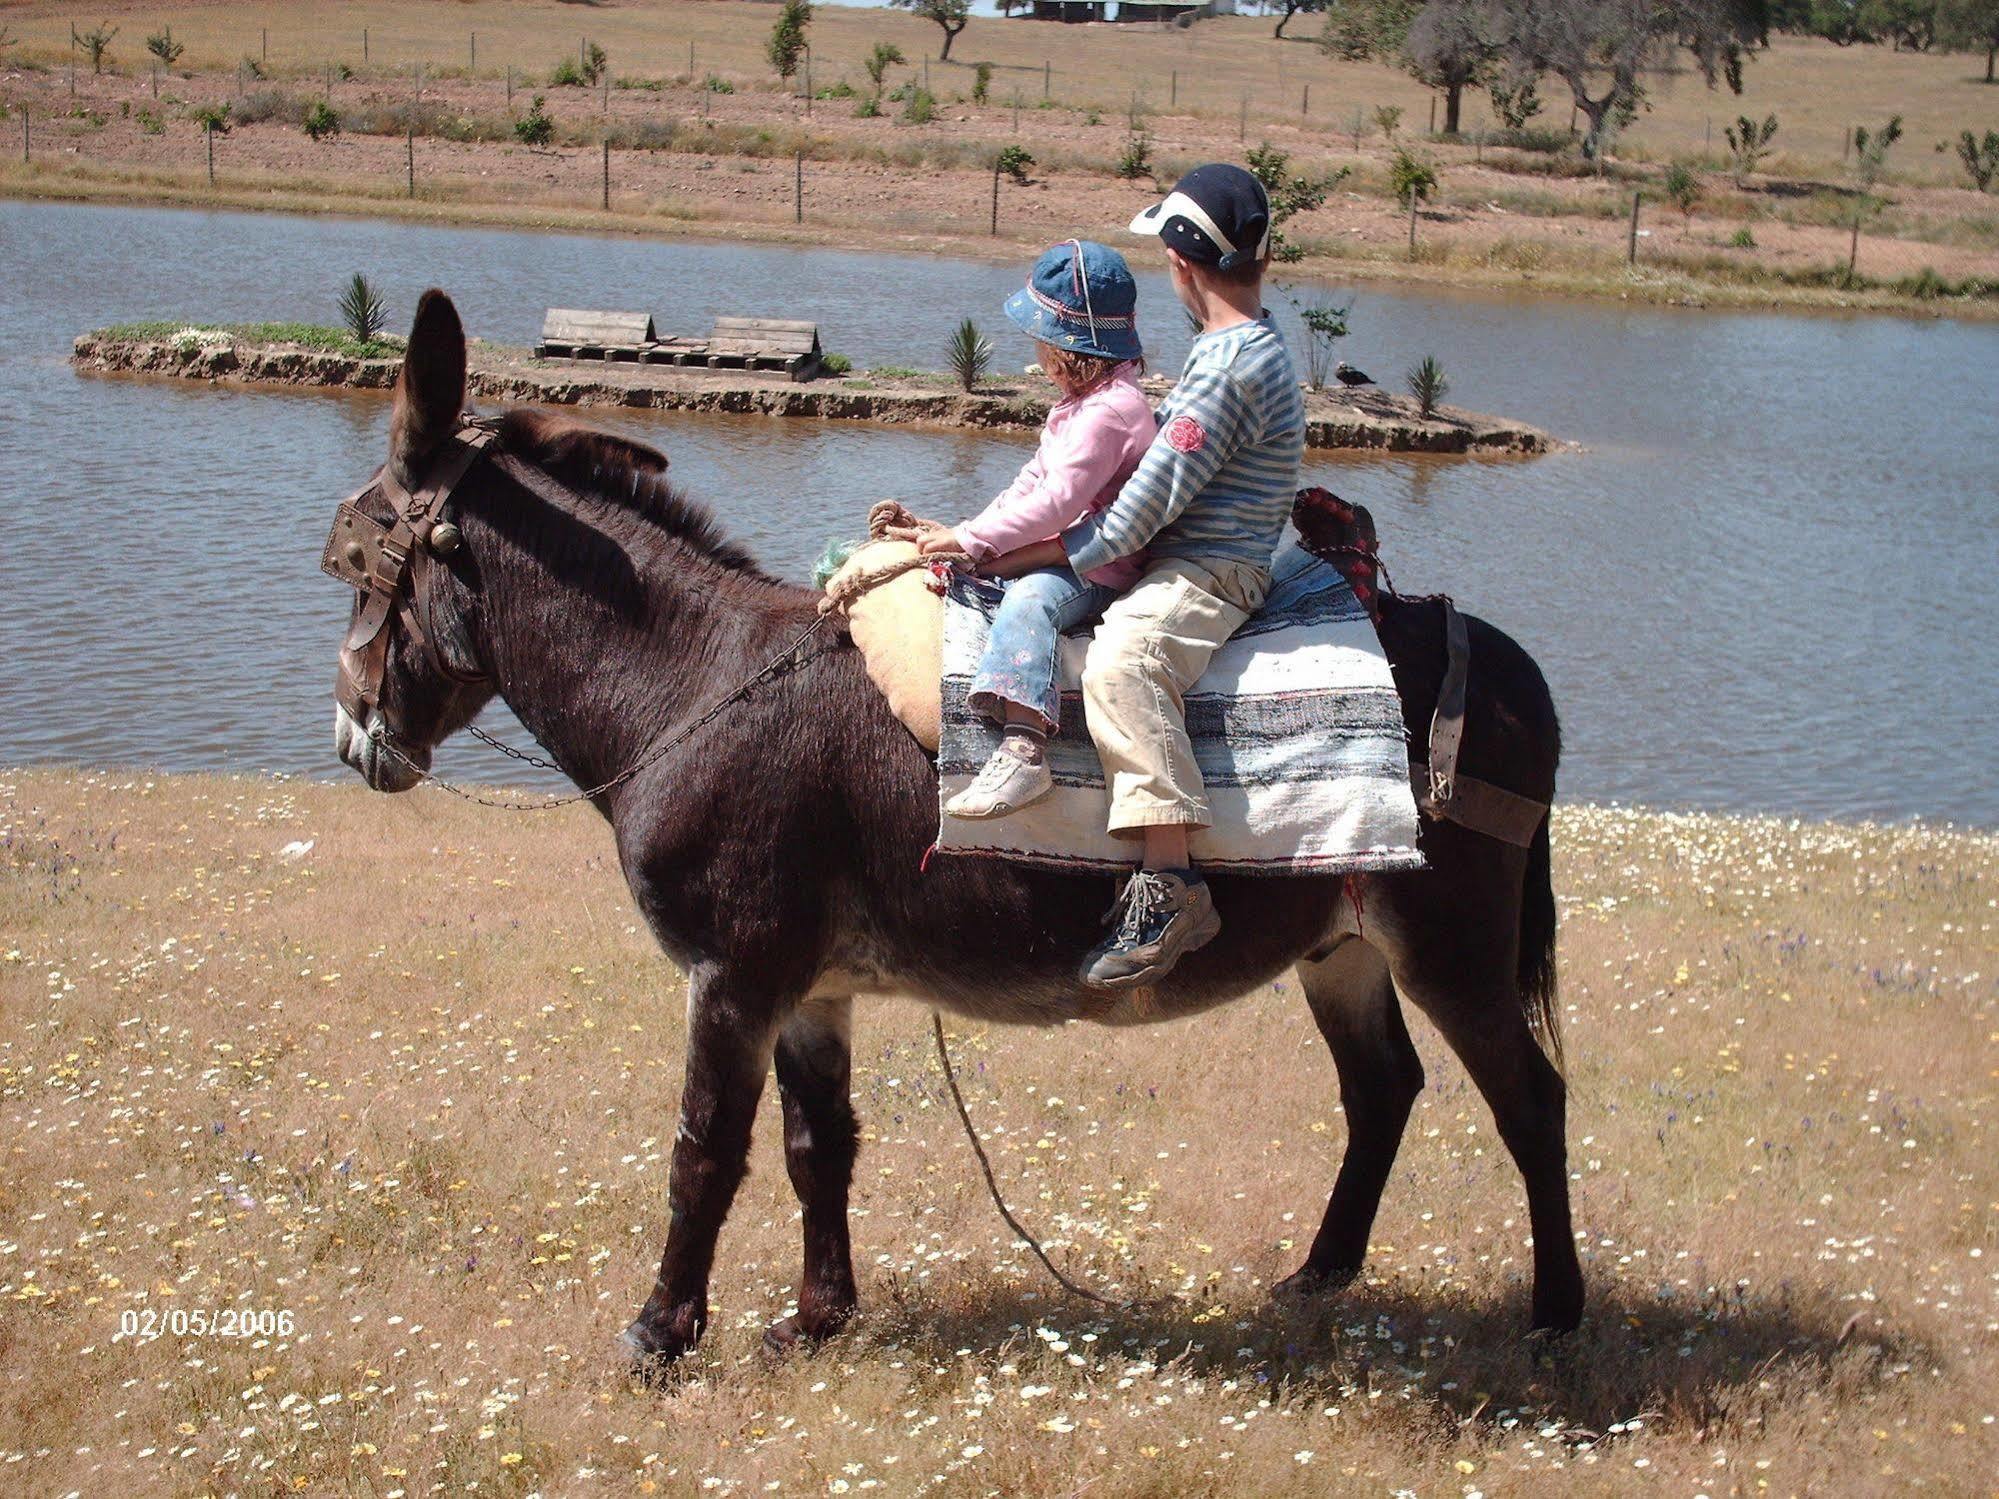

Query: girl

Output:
[912, 240, 1155, 819]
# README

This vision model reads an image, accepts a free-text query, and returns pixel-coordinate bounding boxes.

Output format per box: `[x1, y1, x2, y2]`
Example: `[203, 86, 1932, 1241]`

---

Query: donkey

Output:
[328, 291, 1582, 1368]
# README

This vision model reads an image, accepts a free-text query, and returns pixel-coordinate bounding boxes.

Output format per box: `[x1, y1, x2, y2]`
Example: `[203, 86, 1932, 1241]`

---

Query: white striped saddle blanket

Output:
[936, 545, 1426, 874]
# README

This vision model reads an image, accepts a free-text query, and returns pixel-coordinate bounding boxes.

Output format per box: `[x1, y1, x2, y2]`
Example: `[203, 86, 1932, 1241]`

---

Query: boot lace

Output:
[1105, 873, 1173, 948]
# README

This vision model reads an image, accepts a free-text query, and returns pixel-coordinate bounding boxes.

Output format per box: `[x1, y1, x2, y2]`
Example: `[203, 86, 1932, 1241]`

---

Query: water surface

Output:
[2, 200, 1993, 824]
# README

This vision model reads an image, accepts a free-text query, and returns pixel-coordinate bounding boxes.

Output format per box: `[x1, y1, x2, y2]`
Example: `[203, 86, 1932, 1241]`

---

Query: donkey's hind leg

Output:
[1275, 937, 1425, 1298]
[1389, 936, 1583, 1334]
[763, 994, 861, 1354]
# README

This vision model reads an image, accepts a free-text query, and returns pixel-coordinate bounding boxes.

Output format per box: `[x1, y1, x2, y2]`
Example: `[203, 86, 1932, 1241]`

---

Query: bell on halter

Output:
[427, 522, 462, 556]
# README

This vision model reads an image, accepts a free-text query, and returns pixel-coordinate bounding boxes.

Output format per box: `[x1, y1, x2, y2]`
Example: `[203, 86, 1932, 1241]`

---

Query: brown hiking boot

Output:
[1079, 869, 1221, 990]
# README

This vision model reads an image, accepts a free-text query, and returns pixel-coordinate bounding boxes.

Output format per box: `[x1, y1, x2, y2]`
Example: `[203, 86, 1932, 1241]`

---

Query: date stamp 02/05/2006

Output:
[117, 1307, 296, 1340]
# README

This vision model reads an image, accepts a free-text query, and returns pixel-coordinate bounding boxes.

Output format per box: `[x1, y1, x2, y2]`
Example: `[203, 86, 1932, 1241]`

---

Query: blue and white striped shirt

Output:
[1061, 316, 1305, 578]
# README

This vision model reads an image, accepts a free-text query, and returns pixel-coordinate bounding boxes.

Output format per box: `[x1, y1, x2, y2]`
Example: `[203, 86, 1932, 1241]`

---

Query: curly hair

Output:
[1039, 342, 1144, 398]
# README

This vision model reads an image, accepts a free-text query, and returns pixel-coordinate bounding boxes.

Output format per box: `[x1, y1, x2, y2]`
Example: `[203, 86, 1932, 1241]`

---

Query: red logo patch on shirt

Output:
[1165, 416, 1206, 454]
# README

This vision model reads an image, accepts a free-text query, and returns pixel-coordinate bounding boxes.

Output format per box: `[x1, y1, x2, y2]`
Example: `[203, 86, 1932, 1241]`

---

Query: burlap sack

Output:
[826, 539, 944, 751]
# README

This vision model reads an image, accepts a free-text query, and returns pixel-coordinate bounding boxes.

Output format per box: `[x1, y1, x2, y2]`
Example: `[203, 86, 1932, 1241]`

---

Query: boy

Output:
[1064, 163, 1307, 989]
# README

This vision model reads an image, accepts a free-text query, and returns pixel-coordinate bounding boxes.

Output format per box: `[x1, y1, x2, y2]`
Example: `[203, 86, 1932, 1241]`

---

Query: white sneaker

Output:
[944, 745, 1054, 820]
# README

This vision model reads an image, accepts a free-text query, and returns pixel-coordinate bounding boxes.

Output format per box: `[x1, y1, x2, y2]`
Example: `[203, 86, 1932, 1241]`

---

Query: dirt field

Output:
[3, 766, 1994, 1494]
[4, 3, 1996, 315]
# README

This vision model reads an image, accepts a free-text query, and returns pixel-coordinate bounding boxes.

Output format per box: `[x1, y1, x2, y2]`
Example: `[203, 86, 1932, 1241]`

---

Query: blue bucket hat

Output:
[1002, 240, 1143, 364]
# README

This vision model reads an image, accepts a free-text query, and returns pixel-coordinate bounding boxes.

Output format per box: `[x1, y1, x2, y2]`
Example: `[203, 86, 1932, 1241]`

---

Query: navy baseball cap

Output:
[1127, 163, 1272, 272]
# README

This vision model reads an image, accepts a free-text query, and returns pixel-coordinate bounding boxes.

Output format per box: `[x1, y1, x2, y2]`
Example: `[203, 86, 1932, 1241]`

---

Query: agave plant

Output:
[339, 273, 387, 345]
[1406, 354, 1449, 420]
[948, 318, 990, 393]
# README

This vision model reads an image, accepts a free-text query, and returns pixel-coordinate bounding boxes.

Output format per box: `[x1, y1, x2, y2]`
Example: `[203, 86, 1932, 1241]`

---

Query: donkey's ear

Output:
[390, 288, 467, 487]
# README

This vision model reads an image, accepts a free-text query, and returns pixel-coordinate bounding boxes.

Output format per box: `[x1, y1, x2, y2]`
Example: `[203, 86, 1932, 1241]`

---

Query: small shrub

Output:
[234, 89, 302, 126]
[901, 87, 936, 124]
[948, 318, 991, 392]
[550, 56, 586, 88]
[1297, 301, 1350, 389]
[339, 274, 388, 344]
[703, 73, 735, 95]
[303, 100, 340, 141]
[996, 143, 1034, 183]
[136, 106, 165, 135]
[972, 62, 993, 105]
[514, 95, 555, 147]
[767, 0, 811, 81]
[1899, 266, 1946, 300]
[1663, 162, 1702, 232]
[190, 102, 232, 135]
[582, 43, 609, 85]
[1852, 115, 1902, 188]
[1729, 225, 1757, 249]
[1487, 126, 1570, 155]
[1406, 354, 1448, 418]
[1724, 113, 1778, 188]
[1084, 107, 1102, 127]
[820, 352, 853, 375]
[1389, 148, 1438, 205]
[817, 81, 857, 100]
[240, 55, 265, 82]
[1488, 77, 1541, 131]
[862, 41, 905, 100]
[1958, 129, 1999, 194]
[1115, 131, 1152, 181]
[1372, 104, 1403, 141]
[855, 96, 881, 119]
[145, 27, 184, 69]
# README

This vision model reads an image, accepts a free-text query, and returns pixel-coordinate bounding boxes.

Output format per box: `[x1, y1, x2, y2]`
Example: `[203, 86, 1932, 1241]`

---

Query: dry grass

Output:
[3, 765, 1996, 1494]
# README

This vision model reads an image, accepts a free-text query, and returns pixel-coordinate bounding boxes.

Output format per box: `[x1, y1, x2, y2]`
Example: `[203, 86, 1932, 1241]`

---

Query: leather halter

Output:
[321, 420, 496, 724]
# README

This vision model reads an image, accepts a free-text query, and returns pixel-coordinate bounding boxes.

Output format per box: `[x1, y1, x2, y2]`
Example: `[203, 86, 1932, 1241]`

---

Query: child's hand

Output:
[916, 530, 964, 556]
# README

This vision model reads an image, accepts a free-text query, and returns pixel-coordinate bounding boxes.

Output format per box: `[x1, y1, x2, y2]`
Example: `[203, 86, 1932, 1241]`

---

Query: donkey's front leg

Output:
[622, 967, 778, 1371]
[763, 993, 860, 1353]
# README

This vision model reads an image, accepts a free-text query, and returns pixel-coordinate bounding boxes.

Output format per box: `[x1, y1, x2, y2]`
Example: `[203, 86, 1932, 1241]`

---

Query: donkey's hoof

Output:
[620, 1317, 697, 1381]
[1273, 1264, 1356, 1302]
[762, 1307, 855, 1356]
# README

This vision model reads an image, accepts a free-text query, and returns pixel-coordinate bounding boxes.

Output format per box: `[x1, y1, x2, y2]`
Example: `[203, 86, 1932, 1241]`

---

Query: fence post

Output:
[1407, 184, 1417, 257]
[1351, 105, 1362, 152]
[1043, 60, 1050, 100]
[795, 150, 803, 223]
[471, 33, 477, 72]
[922, 58, 929, 93]
[1848, 213, 1861, 280]
[363, 28, 369, 65]
[1428, 96, 1436, 135]
[21, 109, 28, 164]
[1627, 191, 1640, 264]
[506, 66, 513, 108]
[1170, 69, 1177, 109]
[206, 124, 215, 185]
[689, 41, 696, 80]
[602, 72, 610, 113]
[1238, 92, 1247, 143]
[406, 123, 415, 197]
[599, 139, 608, 209]
[1301, 82, 1309, 116]
[151, 63, 158, 99]
[991, 157, 1001, 236]
[1012, 92, 1020, 133]
[262, 27, 268, 63]
[1843, 125, 1852, 161]
[804, 48, 812, 116]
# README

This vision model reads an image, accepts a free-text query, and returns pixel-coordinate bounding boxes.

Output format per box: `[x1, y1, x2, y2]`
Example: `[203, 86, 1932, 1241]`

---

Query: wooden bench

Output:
[703, 317, 823, 382]
[537, 309, 658, 362]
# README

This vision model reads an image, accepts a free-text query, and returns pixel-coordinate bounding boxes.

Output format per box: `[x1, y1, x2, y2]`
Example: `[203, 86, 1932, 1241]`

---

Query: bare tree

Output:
[890, 0, 970, 61]
[1405, 1, 1498, 135]
[1489, 0, 1765, 160]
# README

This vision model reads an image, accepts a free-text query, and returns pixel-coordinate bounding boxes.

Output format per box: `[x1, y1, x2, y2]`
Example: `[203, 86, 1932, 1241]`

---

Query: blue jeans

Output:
[968, 566, 1116, 733]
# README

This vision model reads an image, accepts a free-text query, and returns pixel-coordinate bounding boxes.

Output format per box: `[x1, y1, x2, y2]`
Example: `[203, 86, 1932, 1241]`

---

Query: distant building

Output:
[1027, 1, 1107, 20]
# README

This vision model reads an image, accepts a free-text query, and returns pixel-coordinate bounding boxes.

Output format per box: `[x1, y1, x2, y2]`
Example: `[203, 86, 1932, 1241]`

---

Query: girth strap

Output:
[1412, 597, 1549, 849]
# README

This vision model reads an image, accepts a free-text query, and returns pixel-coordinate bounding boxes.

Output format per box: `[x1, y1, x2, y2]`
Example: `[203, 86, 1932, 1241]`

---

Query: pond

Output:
[2, 199, 1993, 824]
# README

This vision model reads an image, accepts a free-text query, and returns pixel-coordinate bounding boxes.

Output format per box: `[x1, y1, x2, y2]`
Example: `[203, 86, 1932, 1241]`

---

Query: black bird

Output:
[1334, 361, 1373, 387]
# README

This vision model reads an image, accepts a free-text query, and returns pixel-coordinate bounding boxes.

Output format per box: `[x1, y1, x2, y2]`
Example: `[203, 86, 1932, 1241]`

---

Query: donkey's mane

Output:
[494, 408, 770, 579]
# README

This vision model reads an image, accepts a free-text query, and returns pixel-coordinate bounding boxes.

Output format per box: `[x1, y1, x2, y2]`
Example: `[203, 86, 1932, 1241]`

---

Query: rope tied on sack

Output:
[816, 500, 970, 619]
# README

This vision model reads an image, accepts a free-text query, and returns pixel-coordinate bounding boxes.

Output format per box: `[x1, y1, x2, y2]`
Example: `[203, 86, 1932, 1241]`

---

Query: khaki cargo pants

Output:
[1080, 557, 1271, 837]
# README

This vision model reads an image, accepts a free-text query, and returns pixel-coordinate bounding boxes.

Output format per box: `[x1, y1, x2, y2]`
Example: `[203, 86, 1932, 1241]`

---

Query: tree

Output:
[1403, 0, 1497, 135]
[72, 21, 119, 74]
[146, 27, 185, 69]
[1724, 111, 1779, 186]
[768, 0, 812, 81]
[1319, 0, 1417, 61]
[1807, 0, 1875, 41]
[1489, 0, 1766, 161]
[1273, 0, 1328, 40]
[1861, 0, 1938, 48]
[862, 41, 905, 100]
[1662, 160, 1703, 230]
[890, 0, 970, 62]
[1941, 0, 1999, 80]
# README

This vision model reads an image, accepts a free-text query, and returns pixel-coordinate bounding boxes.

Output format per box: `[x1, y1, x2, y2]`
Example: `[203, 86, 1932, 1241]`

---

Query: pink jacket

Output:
[954, 365, 1156, 589]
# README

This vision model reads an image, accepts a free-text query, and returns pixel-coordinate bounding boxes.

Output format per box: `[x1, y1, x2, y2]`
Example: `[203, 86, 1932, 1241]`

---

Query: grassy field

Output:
[4, 2, 1997, 316]
[2, 766, 1995, 1494]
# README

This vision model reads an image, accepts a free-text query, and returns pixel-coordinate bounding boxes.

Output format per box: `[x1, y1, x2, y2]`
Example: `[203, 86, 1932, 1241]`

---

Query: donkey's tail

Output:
[1518, 811, 1562, 1072]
